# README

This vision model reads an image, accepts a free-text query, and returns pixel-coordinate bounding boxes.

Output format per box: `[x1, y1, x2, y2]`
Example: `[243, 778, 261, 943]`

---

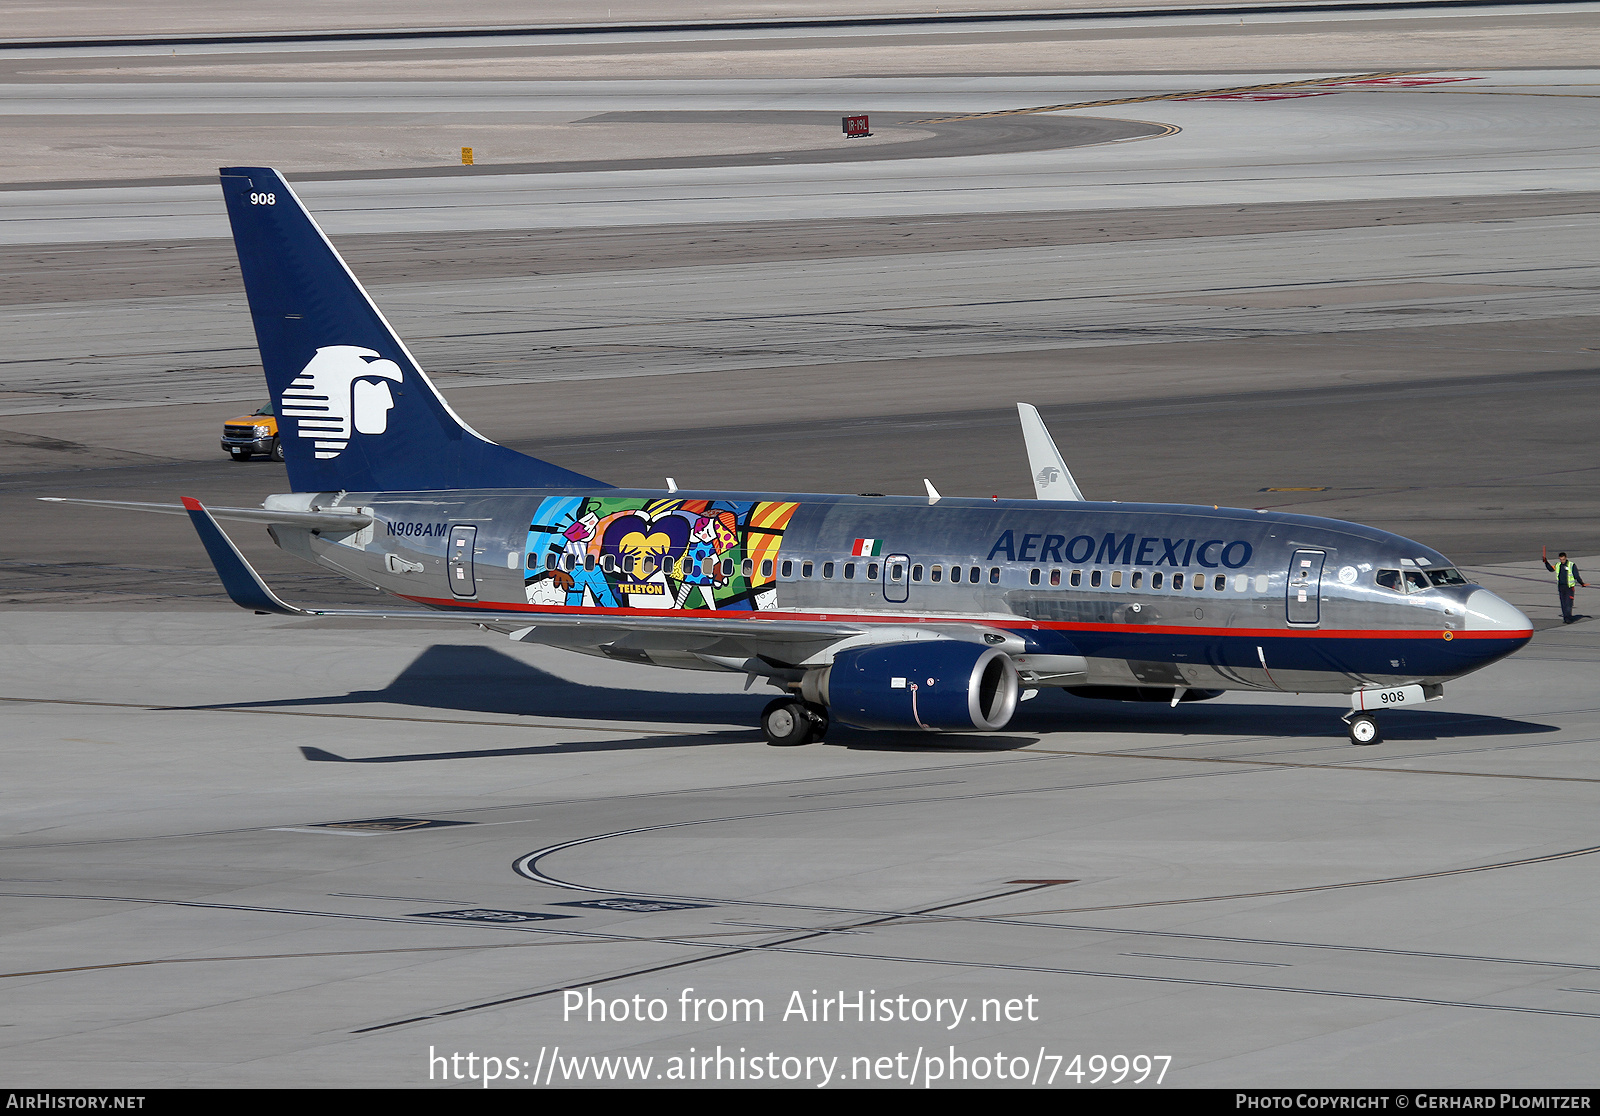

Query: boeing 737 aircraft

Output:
[49, 168, 1534, 747]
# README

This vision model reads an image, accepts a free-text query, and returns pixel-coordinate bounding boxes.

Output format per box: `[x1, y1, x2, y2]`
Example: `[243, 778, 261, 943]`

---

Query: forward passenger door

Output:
[1286, 549, 1325, 625]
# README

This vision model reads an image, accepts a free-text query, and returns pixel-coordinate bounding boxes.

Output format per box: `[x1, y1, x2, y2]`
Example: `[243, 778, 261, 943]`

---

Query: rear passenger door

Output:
[448, 524, 479, 599]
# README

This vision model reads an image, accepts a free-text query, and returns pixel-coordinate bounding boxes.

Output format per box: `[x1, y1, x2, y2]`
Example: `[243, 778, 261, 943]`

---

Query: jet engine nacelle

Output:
[802, 640, 1020, 731]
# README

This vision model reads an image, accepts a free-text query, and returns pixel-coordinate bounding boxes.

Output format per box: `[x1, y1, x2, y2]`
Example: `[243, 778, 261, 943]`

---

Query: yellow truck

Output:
[220, 403, 282, 461]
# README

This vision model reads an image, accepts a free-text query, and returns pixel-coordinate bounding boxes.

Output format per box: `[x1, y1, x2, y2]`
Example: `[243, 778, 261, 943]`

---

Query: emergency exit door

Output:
[883, 553, 909, 604]
[1286, 549, 1325, 625]
[448, 525, 478, 599]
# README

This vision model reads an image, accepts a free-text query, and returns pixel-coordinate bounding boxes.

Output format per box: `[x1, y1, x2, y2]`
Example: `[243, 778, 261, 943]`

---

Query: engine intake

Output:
[804, 640, 1019, 731]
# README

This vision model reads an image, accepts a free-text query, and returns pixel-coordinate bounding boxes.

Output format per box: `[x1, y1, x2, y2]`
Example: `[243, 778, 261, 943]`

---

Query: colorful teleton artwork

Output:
[523, 496, 797, 611]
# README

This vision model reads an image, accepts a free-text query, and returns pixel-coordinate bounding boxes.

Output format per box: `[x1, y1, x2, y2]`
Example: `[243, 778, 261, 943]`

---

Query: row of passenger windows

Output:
[534, 552, 759, 578]
[533, 550, 1270, 594]
[783, 560, 998, 583]
[1026, 569, 1270, 594]
[777, 560, 1267, 593]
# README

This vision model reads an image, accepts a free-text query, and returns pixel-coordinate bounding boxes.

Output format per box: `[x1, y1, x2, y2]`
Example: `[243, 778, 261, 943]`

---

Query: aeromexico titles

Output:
[48, 168, 1533, 748]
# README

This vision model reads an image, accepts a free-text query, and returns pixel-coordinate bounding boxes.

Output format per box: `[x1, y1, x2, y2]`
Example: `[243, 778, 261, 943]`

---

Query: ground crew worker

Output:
[1542, 546, 1587, 624]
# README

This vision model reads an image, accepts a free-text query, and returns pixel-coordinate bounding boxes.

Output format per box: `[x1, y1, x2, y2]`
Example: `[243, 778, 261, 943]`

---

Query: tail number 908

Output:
[249, 192, 276, 205]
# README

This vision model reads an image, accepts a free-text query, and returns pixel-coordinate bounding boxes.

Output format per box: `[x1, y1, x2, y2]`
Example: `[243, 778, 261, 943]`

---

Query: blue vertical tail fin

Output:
[219, 167, 608, 493]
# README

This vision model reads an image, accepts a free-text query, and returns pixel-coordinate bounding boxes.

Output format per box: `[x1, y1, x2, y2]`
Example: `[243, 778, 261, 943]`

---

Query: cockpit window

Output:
[1376, 569, 1402, 592]
[1404, 570, 1429, 592]
[1426, 567, 1468, 587]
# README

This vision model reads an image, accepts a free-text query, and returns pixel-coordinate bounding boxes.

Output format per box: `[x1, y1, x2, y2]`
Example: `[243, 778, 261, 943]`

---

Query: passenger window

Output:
[704, 557, 718, 577]
[1110, 570, 1123, 588]
[1152, 571, 1163, 589]
[1254, 574, 1268, 594]
[781, 559, 794, 579]
[971, 566, 981, 583]
[1049, 569, 1061, 587]
[1131, 571, 1143, 589]
[870, 562, 882, 580]
[1090, 570, 1102, 588]
[912, 564, 924, 582]
[801, 561, 814, 578]
[642, 556, 656, 575]
[742, 558, 754, 578]
[1215, 574, 1226, 591]
[584, 553, 596, 572]
[1070, 569, 1082, 587]
[1376, 569, 1402, 591]
[1030, 568, 1041, 586]
[761, 559, 773, 579]
[722, 558, 734, 578]
[600, 554, 616, 573]
[888, 562, 902, 582]
[822, 561, 834, 579]
[930, 565, 942, 583]
[844, 562, 856, 580]
[949, 566, 961, 584]
[1234, 574, 1247, 592]
[1172, 573, 1184, 589]
[546, 554, 557, 571]
[563, 553, 576, 571]
[989, 567, 1000, 584]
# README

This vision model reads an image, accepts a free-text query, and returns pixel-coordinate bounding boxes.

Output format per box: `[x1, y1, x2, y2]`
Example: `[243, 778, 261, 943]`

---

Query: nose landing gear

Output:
[1346, 713, 1383, 746]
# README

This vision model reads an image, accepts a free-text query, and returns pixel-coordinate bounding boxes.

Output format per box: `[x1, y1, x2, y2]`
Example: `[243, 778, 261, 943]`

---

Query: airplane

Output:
[46, 167, 1534, 749]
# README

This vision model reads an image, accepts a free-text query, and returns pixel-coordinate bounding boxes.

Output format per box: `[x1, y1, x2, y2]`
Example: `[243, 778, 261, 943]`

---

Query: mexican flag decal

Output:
[852, 538, 883, 557]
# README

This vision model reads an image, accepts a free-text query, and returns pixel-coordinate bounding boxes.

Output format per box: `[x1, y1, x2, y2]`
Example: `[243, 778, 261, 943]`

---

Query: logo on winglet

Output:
[281, 345, 403, 459]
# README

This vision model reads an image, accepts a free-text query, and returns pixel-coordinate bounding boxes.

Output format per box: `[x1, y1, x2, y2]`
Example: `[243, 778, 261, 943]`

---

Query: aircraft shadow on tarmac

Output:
[183, 644, 1556, 762]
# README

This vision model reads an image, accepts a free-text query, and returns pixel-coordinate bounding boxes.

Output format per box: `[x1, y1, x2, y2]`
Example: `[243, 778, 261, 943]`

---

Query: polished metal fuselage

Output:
[268, 488, 1531, 696]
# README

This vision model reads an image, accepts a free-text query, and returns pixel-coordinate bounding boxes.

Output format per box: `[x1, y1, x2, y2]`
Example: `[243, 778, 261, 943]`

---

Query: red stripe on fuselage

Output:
[396, 594, 1529, 641]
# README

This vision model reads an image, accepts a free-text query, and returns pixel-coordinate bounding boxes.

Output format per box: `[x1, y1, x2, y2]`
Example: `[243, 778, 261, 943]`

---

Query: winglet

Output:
[924, 478, 942, 504]
[1017, 403, 1086, 501]
[181, 496, 307, 616]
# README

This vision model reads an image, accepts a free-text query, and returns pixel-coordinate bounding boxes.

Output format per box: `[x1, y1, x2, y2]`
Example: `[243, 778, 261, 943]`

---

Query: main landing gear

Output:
[1347, 713, 1383, 746]
[761, 697, 828, 747]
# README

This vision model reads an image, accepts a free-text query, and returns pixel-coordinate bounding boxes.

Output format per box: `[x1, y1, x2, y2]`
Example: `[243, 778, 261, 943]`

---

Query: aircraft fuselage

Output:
[270, 487, 1531, 696]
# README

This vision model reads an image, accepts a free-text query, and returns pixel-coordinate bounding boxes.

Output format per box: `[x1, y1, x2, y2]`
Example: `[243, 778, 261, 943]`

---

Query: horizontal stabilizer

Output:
[40, 497, 372, 532]
[1017, 403, 1085, 501]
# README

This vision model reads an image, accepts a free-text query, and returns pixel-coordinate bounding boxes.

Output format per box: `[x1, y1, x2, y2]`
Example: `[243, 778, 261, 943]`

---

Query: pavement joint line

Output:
[1024, 746, 1600, 782]
[351, 880, 1062, 1032]
[0, 692, 732, 737]
[907, 68, 1438, 123]
[507, 803, 1600, 925]
[3, 2, 1575, 50]
[998, 840, 1600, 916]
[0, 753, 1061, 853]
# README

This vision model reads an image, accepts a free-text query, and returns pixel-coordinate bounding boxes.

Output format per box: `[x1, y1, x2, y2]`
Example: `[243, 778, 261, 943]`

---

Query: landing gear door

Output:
[448, 524, 479, 599]
[883, 553, 909, 604]
[1286, 548, 1325, 625]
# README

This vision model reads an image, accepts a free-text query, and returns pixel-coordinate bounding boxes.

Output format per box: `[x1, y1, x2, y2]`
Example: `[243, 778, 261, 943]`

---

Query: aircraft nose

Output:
[1463, 589, 1532, 633]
